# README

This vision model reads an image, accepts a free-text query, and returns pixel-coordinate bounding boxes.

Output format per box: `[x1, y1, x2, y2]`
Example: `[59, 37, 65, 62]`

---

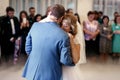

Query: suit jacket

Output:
[28, 15, 34, 28]
[1, 16, 20, 39]
[1, 16, 20, 54]
[22, 22, 75, 80]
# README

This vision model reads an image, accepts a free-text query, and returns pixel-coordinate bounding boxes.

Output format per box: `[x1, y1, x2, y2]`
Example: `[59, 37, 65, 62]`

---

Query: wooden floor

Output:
[0, 56, 120, 80]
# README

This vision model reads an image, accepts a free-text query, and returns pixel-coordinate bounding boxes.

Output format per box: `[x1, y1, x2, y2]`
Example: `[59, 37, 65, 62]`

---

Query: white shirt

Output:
[10, 19, 15, 34]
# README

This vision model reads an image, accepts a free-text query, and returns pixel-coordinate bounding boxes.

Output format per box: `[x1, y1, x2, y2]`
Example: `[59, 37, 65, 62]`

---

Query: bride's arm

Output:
[72, 44, 80, 64]
[69, 34, 80, 64]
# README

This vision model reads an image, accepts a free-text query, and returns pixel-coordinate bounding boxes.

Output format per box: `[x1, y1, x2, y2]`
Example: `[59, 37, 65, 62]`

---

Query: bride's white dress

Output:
[76, 22, 86, 64]
[62, 22, 86, 80]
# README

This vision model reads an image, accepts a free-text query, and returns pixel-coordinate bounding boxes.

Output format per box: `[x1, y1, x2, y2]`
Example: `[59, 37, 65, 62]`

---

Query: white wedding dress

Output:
[76, 22, 86, 64]
[40, 19, 86, 80]
[62, 22, 86, 80]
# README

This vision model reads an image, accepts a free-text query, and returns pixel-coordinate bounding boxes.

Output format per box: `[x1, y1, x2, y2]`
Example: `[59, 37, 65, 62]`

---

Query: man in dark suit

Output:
[28, 7, 36, 28]
[1, 7, 20, 62]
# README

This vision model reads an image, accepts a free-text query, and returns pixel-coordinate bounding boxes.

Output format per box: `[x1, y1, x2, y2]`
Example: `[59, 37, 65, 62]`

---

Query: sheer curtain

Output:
[93, 0, 120, 20]
[9, 0, 77, 17]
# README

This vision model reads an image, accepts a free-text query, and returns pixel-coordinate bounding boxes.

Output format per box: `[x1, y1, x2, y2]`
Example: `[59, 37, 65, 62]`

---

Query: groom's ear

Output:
[48, 11, 52, 16]
[57, 16, 64, 24]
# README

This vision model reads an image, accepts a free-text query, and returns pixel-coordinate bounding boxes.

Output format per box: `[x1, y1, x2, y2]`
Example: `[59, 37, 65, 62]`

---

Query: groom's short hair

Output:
[50, 4, 65, 19]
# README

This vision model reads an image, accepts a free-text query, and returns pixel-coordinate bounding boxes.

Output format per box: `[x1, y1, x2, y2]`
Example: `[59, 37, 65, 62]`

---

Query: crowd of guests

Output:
[83, 11, 120, 63]
[0, 6, 120, 65]
[0, 6, 42, 64]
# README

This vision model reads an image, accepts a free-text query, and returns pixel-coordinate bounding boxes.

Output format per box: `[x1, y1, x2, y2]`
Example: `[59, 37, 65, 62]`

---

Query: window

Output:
[93, 0, 120, 20]
[9, 0, 77, 17]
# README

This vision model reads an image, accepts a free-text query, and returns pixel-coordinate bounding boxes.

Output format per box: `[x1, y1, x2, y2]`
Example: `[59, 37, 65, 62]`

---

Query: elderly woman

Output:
[99, 16, 112, 62]
[83, 11, 100, 60]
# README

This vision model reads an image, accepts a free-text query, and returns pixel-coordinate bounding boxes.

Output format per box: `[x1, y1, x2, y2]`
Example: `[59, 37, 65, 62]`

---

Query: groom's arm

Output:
[25, 31, 32, 55]
[25, 30, 32, 55]
[59, 35, 75, 66]
[25, 23, 37, 55]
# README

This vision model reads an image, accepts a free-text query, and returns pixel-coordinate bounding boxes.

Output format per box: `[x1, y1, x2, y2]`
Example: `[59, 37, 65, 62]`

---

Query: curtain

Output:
[9, 0, 77, 17]
[93, 0, 120, 20]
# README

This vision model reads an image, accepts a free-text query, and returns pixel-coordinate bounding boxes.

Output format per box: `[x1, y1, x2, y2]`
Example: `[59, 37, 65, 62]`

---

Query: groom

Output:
[22, 4, 75, 80]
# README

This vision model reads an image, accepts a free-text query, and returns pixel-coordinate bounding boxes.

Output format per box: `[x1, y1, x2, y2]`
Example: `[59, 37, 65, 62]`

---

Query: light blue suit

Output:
[22, 22, 75, 80]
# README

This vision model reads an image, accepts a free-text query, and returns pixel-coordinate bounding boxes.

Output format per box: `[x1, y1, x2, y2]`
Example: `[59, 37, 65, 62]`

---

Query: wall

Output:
[0, 0, 94, 20]
[77, 0, 93, 23]
[0, 0, 9, 16]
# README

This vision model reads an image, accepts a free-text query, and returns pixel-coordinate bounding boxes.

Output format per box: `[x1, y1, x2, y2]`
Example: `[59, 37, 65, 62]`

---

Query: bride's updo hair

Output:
[62, 14, 77, 36]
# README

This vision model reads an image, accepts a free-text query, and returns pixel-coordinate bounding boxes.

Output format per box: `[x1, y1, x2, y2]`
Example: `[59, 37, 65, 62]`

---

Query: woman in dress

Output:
[74, 13, 86, 64]
[74, 13, 81, 24]
[61, 14, 81, 80]
[112, 15, 120, 62]
[19, 11, 30, 54]
[34, 14, 42, 22]
[99, 16, 112, 62]
[83, 11, 100, 60]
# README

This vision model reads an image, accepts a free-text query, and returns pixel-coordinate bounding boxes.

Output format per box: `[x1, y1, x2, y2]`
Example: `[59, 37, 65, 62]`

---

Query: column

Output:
[54, 0, 58, 4]
[48, 0, 51, 6]
[104, 0, 108, 15]
[99, 0, 103, 11]
[41, 0, 46, 15]
[25, 0, 29, 13]
[64, 0, 68, 10]
[34, 0, 38, 14]
[37, 0, 41, 14]
[0, 0, 9, 17]
[74, 0, 77, 13]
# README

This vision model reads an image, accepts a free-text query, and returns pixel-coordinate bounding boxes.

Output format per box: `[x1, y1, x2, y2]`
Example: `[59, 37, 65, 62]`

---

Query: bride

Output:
[40, 13, 81, 80]
[61, 14, 81, 80]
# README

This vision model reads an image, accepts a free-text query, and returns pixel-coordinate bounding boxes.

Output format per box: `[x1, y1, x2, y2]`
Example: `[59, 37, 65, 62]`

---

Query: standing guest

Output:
[0, 16, 6, 46]
[110, 12, 119, 25]
[99, 16, 112, 62]
[114, 12, 119, 18]
[19, 11, 30, 54]
[41, 6, 51, 19]
[66, 8, 74, 15]
[112, 15, 120, 62]
[83, 11, 100, 60]
[98, 11, 103, 24]
[34, 14, 42, 22]
[1, 6, 20, 62]
[28, 7, 35, 27]
[0, 15, 6, 63]
[94, 11, 101, 56]
[74, 13, 86, 64]
[22, 4, 75, 80]
[74, 13, 81, 24]
[94, 11, 99, 21]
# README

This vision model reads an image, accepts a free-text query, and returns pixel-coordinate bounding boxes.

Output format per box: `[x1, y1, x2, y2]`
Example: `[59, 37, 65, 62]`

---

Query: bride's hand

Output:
[67, 33, 73, 38]
[67, 33, 74, 42]
[67, 33, 80, 64]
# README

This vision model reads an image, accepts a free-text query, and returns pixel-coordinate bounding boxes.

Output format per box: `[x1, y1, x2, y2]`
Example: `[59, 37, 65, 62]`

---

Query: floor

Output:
[0, 56, 120, 80]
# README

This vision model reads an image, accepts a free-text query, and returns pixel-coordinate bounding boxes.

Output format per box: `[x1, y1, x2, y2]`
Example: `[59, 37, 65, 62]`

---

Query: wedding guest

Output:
[99, 16, 112, 62]
[83, 11, 100, 60]
[112, 15, 120, 62]
[19, 11, 30, 54]
[1, 6, 20, 62]
[34, 14, 42, 22]
[28, 7, 35, 27]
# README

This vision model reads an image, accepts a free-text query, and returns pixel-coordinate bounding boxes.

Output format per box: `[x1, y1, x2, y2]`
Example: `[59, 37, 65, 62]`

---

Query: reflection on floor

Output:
[0, 56, 120, 80]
